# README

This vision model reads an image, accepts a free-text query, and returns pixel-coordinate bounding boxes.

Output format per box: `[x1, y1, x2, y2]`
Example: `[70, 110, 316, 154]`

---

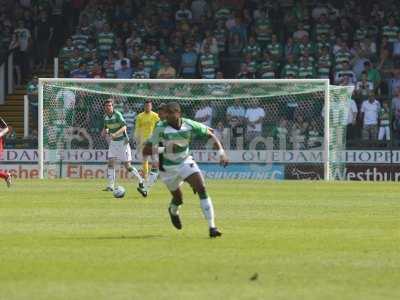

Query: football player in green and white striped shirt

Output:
[143, 102, 228, 238]
[102, 99, 145, 193]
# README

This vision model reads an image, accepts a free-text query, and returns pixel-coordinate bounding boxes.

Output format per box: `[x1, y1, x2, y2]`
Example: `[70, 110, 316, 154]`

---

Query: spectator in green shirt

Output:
[363, 61, 381, 94]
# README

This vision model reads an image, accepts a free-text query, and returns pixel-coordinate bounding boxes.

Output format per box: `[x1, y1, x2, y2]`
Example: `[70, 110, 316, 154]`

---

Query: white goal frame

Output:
[38, 78, 331, 180]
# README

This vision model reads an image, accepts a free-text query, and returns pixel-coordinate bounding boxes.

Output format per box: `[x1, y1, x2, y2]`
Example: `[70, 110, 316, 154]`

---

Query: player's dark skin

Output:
[143, 104, 228, 201]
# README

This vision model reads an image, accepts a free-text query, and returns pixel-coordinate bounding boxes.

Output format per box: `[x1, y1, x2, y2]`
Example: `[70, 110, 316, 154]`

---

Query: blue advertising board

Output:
[199, 163, 285, 180]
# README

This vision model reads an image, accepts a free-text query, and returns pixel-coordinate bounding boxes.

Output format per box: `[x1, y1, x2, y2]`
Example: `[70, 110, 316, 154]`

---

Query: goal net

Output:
[38, 79, 349, 180]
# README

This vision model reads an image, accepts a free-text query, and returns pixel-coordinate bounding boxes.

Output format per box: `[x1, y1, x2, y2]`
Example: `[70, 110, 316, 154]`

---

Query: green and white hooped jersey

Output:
[103, 110, 128, 141]
[147, 118, 209, 169]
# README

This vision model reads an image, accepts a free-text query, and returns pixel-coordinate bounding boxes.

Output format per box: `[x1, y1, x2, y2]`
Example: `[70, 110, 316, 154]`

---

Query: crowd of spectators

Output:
[0, 0, 82, 85]
[2, 0, 400, 148]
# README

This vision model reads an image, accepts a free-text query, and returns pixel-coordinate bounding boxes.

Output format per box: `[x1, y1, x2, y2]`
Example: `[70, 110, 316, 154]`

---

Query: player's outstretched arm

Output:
[0, 125, 9, 138]
[207, 129, 228, 167]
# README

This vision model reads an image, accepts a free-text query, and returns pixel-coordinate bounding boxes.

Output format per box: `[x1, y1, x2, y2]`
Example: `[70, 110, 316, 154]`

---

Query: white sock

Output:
[200, 197, 216, 228]
[107, 168, 115, 189]
[129, 166, 143, 184]
[146, 170, 158, 188]
[169, 203, 180, 215]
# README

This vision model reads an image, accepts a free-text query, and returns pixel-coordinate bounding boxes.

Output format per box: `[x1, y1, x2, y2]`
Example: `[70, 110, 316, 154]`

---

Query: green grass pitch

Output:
[1, 179, 400, 300]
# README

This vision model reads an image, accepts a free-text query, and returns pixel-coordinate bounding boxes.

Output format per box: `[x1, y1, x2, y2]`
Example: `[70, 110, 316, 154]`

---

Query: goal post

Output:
[38, 78, 349, 180]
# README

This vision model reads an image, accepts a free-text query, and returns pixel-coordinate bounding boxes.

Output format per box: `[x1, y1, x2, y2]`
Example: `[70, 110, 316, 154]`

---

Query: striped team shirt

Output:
[214, 28, 227, 52]
[147, 118, 209, 169]
[298, 65, 316, 78]
[317, 54, 332, 78]
[71, 33, 89, 51]
[267, 43, 282, 58]
[97, 32, 115, 58]
[255, 19, 272, 44]
[243, 44, 261, 59]
[281, 64, 299, 78]
[315, 41, 331, 55]
[103, 110, 128, 141]
[382, 25, 400, 43]
[59, 46, 75, 63]
[315, 23, 330, 37]
[259, 61, 276, 79]
[141, 54, 157, 75]
[200, 53, 217, 79]
[215, 8, 231, 22]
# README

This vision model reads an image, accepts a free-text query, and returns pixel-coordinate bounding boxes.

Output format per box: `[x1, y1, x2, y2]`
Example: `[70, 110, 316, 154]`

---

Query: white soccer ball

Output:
[113, 186, 126, 198]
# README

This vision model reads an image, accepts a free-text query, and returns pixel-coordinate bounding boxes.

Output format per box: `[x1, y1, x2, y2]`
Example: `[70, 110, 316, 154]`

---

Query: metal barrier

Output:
[54, 57, 59, 78]
[0, 51, 14, 105]
[24, 95, 29, 137]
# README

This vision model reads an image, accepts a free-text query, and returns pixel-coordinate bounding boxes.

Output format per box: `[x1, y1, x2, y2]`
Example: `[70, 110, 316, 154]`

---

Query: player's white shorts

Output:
[159, 156, 202, 191]
[108, 140, 132, 162]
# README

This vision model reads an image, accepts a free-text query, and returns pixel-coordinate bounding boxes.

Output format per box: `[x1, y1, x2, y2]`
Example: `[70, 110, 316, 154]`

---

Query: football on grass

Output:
[113, 186, 125, 198]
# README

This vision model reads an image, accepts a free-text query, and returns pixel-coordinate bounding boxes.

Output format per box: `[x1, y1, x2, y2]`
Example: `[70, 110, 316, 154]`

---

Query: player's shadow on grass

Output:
[59, 235, 163, 240]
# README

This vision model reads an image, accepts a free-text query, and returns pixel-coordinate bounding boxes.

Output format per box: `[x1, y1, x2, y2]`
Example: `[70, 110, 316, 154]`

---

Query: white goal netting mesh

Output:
[39, 80, 349, 180]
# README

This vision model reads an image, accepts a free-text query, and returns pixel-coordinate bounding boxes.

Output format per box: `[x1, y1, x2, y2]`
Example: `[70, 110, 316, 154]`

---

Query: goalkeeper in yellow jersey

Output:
[134, 99, 160, 189]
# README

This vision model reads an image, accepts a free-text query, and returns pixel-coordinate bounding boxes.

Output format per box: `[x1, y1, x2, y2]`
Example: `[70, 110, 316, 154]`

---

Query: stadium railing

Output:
[0, 50, 14, 104]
